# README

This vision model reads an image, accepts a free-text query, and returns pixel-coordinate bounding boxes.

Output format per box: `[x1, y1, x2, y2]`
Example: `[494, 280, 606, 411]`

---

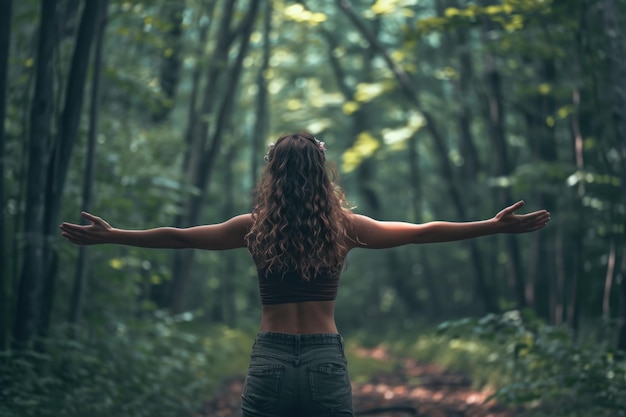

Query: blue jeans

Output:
[241, 331, 354, 416]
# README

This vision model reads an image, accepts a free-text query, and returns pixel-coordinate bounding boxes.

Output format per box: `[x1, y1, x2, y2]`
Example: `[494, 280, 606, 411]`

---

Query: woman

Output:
[60, 131, 550, 417]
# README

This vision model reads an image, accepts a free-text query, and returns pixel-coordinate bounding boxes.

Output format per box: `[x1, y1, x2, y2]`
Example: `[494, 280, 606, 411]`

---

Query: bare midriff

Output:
[260, 300, 338, 334]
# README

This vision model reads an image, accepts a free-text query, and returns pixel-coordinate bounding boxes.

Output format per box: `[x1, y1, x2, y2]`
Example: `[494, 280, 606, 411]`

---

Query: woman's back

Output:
[247, 132, 352, 335]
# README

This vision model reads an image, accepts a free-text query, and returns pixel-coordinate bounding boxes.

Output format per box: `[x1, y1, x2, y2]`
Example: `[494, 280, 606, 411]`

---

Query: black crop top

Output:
[257, 267, 340, 305]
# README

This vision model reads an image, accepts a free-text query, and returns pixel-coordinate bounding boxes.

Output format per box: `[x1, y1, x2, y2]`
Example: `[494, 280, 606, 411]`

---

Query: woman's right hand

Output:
[60, 212, 113, 245]
[493, 201, 550, 233]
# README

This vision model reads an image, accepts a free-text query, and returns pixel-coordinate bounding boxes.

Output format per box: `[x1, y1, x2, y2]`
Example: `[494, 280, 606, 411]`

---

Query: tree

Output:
[0, 0, 13, 351]
[337, 0, 498, 313]
[601, 0, 626, 350]
[39, 0, 105, 341]
[13, 0, 58, 349]
[251, 0, 273, 186]
[479, 8, 526, 309]
[170, 0, 261, 313]
[152, 0, 185, 122]
[67, 0, 109, 335]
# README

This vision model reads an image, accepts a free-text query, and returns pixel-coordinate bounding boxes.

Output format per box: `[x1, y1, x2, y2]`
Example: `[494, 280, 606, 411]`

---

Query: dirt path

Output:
[198, 349, 513, 417]
[349, 359, 510, 417]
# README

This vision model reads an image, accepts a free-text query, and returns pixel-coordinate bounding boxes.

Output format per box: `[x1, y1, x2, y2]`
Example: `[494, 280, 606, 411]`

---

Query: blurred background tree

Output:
[1, 0, 625, 416]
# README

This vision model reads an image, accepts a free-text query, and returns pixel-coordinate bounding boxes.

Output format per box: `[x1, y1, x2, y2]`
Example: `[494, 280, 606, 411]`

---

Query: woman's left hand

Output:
[59, 212, 113, 245]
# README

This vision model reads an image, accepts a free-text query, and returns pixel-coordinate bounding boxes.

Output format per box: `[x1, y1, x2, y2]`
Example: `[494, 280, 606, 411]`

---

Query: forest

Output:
[1, 0, 625, 416]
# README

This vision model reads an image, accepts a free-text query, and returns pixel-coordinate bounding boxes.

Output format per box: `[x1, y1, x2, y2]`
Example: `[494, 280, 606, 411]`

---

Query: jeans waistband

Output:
[255, 331, 343, 346]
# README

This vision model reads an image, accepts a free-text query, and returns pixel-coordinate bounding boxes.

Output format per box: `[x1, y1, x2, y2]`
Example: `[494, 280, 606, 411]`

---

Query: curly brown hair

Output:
[246, 131, 353, 280]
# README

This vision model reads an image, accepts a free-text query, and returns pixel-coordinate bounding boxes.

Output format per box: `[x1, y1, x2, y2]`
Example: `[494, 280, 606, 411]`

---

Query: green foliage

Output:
[352, 312, 626, 416]
[344, 340, 397, 385]
[435, 312, 626, 416]
[0, 317, 253, 417]
[348, 323, 509, 388]
[415, 0, 553, 35]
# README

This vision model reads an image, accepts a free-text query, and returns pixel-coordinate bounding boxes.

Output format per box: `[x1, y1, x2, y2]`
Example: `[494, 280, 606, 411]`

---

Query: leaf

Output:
[444, 7, 461, 17]
[341, 132, 381, 173]
[342, 101, 360, 115]
[371, 0, 402, 15]
[354, 82, 387, 103]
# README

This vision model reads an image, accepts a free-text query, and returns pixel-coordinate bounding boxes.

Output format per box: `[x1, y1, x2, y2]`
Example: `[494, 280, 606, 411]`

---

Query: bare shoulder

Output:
[345, 212, 382, 234]
[346, 213, 376, 228]
[344, 213, 361, 224]
[231, 213, 254, 228]
[344, 213, 375, 249]
[226, 213, 255, 235]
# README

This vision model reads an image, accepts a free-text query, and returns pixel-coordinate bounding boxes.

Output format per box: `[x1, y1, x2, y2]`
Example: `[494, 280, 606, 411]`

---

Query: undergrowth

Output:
[0, 313, 254, 417]
[354, 310, 626, 417]
[3, 310, 624, 417]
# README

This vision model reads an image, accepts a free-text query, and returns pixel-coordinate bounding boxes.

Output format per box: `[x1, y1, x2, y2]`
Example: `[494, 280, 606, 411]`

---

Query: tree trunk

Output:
[476, 6, 526, 310]
[152, 0, 185, 122]
[447, 3, 494, 314]
[220, 144, 238, 326]
[38, 0, 102, 341]
[541, 60, 558, 323]
[408, 131, 440, 318]
[484, 51, 526, 310]
[0, 0, 13, 352]
[179, 0, 217, 183]
[67, 0, 108, 335]
[352, 15, 383, 215]
[519, 58, 558, 322]
[454, 26, 481, 181]
[602, 240, 616, 319]
[619, 248, 626, 350]
[170, 0, 260, 313]
[251, 0, 272, 188]
[169, 0, 239, 311]
[13, 0, 58, 349]
[151, 0, 216, 310]
[565, 89, 585, 333]
[602, 0, 626, 350]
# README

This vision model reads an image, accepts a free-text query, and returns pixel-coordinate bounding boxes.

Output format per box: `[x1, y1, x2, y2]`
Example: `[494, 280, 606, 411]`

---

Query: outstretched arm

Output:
[60, 212, 253, 250]
[350, 200, 550, 249]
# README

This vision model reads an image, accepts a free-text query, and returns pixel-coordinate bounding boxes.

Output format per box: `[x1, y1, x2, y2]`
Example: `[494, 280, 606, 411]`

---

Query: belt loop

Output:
[339, 335, 345, 352]
[293, 335, 301, 367]
[295, 334, 301, 356]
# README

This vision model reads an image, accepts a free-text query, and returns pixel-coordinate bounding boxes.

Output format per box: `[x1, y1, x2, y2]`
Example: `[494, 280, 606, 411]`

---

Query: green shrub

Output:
[0, 314, 253, 417]
[436, 311, 626, 417]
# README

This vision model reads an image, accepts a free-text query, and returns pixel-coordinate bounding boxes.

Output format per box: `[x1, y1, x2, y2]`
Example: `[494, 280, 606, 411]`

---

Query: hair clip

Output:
[263, 137, 326, 163]
[264, 142, 275, 162]
[315, 138, 326, 152]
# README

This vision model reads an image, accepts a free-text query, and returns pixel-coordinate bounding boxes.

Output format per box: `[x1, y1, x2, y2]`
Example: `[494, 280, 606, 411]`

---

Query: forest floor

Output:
[197, 345, 515, 417]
